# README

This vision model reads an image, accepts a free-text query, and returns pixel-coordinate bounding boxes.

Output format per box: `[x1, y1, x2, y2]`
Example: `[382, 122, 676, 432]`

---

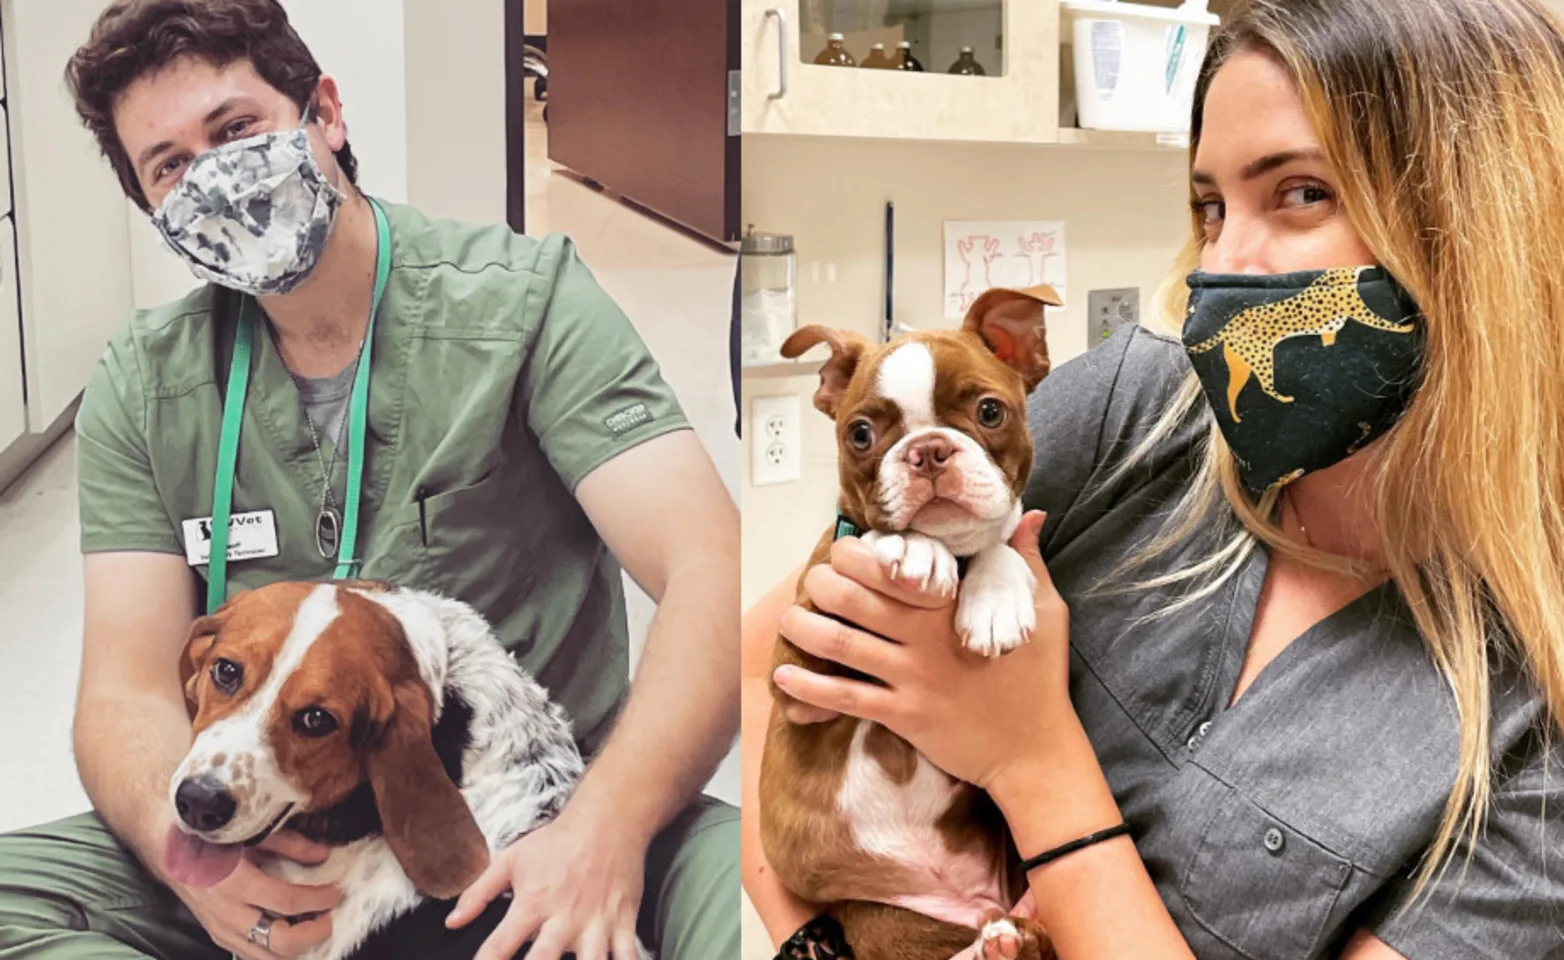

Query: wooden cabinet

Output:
[742, 0, 1061, 144]
[547, 0, 741, 243]
[742, 0, 1239, 147]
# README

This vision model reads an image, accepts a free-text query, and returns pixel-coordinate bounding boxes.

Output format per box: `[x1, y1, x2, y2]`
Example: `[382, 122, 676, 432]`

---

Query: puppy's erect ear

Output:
[180, 614, 224, 720]
[781, 325, 869, 418]
[963, 285, 1061, 393]
[367, 680, 490, 899]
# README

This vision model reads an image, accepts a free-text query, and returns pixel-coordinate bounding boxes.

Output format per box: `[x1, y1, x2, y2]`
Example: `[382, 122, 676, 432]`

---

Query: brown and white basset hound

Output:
[165, 580, 636, 960]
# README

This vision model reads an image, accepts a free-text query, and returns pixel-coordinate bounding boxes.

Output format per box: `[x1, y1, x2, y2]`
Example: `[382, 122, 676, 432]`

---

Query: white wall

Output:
[289, 0, 410, 205]
[403, 0, 507, 226]
[739, 135, 1191, 605]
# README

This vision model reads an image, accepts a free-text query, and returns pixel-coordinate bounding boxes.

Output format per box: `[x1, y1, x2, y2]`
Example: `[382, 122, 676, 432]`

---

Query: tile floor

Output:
[0, 103, 742, 836]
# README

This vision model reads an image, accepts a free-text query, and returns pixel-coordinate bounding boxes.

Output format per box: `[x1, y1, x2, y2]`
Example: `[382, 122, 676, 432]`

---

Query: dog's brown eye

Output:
[848, 420, 875, 451]
[293, 707, 339, 738]
[211, 658, 243, 695]
[977, 398, 1006, 428]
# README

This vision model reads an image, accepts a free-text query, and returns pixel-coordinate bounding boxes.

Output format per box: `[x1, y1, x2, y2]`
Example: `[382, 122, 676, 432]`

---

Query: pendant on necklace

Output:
[316, 507, 342, 560]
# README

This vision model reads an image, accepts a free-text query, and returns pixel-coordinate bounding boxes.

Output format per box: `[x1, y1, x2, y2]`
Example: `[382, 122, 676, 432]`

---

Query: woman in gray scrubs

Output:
[741, 1, 1564, 957]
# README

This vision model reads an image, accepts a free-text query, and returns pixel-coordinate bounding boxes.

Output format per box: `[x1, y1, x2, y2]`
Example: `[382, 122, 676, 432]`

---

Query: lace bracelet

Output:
[776, 913, 854, 960]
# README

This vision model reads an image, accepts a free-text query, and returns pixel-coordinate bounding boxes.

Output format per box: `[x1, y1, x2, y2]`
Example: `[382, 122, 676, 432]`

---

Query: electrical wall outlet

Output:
[1087, 288, 1140, 346]
[751, 394, 802, 486]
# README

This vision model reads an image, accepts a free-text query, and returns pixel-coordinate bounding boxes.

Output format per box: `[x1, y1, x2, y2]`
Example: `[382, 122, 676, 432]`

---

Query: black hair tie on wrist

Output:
[777, 913, 854, 960]
[1020, 822, 1133, 874]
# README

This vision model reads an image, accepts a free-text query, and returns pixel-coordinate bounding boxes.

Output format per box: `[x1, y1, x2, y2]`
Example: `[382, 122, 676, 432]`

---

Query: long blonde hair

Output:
[1140, 0, 1564, 899]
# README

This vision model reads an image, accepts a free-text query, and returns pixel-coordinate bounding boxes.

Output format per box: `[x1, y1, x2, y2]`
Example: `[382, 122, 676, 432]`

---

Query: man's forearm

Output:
[74, 690, 193, 882]
[567, 556, 740, 840]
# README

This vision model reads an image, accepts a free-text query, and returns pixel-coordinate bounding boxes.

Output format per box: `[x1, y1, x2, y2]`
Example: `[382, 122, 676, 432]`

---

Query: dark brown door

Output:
[545, 0, 739, 244]
[505, 0, 528, 233]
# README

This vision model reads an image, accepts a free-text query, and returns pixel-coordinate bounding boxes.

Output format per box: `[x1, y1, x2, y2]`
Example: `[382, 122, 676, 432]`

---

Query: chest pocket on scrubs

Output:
[1181, 785, 1353, 960]
[400, 468, 537, 614]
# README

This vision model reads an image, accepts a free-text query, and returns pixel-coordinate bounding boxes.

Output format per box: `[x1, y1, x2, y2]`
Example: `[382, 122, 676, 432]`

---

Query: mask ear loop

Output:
[299, 97, 352, 202]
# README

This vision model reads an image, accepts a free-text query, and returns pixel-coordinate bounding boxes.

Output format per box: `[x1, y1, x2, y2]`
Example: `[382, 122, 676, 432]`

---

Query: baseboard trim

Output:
[0, 398, 79, 496]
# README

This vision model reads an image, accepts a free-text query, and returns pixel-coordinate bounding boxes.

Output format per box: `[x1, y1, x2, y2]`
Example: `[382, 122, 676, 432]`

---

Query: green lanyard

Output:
[206, 199, 393, 614]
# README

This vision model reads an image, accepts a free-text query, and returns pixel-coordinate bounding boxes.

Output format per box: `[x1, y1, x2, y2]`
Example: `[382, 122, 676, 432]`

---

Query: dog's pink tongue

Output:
[164, 824, 242, 888]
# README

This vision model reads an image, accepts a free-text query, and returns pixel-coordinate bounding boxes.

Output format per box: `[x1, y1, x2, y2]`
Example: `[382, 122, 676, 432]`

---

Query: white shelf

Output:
[1056, 127, 1190, 150]
[742, 360, 823, 380]
[745, 126, 1191, 151]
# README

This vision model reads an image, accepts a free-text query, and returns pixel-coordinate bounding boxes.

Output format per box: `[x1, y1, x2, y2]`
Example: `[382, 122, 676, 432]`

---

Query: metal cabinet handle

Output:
[765, 8, 789, 100]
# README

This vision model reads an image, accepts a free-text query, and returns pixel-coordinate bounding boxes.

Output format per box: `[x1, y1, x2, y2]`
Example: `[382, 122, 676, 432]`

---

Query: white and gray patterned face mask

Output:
[152, 111, 343, 297]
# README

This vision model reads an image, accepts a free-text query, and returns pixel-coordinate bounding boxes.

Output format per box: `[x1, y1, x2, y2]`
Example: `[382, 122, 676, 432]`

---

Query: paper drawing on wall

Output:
[943, 220, 1068, 320]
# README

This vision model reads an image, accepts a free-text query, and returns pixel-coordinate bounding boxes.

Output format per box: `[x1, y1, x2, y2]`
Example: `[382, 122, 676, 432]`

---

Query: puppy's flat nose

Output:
[906, 436, 956, 476]
[175, 776, 237, 832]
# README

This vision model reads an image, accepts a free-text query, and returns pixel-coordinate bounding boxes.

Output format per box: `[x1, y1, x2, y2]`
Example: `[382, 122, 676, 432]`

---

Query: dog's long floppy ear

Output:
[366, 680, 490, 899]
[179, 614, 224, 720]
[781, 325, 868, 418]
[963, 285, 1061, 392]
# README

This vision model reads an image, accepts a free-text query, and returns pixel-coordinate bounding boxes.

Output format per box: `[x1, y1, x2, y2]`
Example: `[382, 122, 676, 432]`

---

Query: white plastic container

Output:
[1061, 0, 1221, 133]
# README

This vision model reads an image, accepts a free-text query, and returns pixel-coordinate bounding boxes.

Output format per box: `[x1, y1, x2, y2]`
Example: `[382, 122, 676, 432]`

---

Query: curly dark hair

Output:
[65, 0, 359, 213]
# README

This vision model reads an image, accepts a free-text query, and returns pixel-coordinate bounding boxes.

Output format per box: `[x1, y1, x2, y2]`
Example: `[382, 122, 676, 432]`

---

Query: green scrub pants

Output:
[0, 797, 737, 959]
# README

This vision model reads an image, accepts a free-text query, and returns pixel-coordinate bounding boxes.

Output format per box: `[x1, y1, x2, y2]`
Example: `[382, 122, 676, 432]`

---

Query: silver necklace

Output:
[272, 325, 366, 561]
[300, 402, 349, 560]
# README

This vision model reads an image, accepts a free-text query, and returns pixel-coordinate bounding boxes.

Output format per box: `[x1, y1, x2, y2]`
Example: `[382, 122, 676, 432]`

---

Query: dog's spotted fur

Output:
[172, 583, 629, 960]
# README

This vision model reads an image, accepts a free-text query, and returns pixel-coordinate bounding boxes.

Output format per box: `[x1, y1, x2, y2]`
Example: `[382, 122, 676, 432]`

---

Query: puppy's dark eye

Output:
[293, 707, 339, 738]
[848, 420, 875, 451]
[977, 398, 1006, 428]
[211, 658, 243, 694]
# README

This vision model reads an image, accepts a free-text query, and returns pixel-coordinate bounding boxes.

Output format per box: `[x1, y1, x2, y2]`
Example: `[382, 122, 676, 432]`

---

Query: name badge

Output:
[182, 510, 281, 567]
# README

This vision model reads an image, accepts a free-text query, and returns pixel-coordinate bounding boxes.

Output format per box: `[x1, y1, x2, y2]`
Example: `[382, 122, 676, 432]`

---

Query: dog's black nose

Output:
[175, 777, 237, 832]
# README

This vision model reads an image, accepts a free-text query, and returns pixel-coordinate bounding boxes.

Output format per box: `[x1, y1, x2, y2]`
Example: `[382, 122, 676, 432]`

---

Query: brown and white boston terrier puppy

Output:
[760, 285, 1061, 960]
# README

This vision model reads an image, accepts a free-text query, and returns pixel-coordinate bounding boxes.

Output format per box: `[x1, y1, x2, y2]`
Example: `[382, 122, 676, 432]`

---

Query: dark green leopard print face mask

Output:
[1182, 266, 1426, 493]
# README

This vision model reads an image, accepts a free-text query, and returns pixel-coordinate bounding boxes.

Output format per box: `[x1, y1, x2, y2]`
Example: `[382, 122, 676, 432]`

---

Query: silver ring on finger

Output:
[247, 912, 275, 950]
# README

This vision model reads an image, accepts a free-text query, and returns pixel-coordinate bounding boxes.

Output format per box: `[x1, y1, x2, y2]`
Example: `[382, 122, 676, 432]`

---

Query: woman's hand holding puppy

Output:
[772, 511, 1081, 801]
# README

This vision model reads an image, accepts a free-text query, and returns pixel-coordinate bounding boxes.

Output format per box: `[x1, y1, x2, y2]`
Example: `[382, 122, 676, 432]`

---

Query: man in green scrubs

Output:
[0, 2, 739, 959]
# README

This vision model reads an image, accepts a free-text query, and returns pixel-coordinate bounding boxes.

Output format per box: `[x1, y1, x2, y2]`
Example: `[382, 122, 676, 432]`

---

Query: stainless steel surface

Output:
[766, 8, 789, 99]
[728, 69, 742, 136]
[739, 229, 794, 255]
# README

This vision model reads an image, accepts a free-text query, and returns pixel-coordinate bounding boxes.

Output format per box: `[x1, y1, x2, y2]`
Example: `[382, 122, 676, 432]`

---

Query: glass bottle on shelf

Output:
[813, 33, 857, 67]
[861, 43, 893, 69]
[947, 46, 986, 76]
[893, 40, 924, 72]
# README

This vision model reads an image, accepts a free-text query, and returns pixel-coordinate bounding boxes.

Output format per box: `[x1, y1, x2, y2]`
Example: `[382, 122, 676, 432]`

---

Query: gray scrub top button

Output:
[1187, 719, 1213, 752]
[1263, 827, 1285, 854]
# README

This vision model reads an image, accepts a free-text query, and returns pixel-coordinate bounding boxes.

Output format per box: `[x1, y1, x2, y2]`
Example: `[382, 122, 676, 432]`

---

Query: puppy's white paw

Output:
[956, 545, 1037, 657]
[862, 531, 960, 598]
[975, 917, 1021, 959]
